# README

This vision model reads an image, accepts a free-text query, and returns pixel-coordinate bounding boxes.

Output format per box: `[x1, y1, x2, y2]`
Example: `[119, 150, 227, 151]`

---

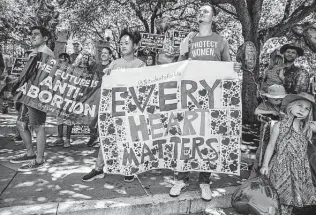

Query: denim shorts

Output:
[26, 106, 47, 125]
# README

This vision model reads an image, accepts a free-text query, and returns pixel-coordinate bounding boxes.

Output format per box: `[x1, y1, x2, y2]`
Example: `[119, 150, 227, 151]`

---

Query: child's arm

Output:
[260, 122, 280, 175]
[256, 113, 270, 123]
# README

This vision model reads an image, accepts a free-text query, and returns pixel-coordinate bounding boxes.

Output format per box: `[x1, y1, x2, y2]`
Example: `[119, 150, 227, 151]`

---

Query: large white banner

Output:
[99, 60, 242, 176]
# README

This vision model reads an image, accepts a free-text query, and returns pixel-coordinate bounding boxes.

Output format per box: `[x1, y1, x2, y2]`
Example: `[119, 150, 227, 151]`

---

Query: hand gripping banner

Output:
[99, 60, 242, 176]
[13, 53, 101, 125]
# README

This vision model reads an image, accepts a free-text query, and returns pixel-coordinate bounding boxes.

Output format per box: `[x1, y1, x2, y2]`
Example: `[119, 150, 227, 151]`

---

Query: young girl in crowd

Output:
[82, 28, 145, 183]
[260, 92, 316, 214]
[249, 84, 286, 179]
[260, 51, 284, 92]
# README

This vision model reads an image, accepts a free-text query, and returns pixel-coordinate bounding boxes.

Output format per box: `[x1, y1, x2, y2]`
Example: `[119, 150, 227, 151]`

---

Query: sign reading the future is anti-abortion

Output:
[14, 53, 100, 124]
[99, 60, 242, 176]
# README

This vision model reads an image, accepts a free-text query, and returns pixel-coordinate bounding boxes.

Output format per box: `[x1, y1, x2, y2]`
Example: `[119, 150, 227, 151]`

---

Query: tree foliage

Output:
[2, 0, 316, 121]
[1, 0, 64, 52]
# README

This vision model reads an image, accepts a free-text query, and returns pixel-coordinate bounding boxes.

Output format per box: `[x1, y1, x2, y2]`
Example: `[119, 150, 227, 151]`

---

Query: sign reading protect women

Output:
[14, 53, 100, 124]
[99, 60, 242, 176]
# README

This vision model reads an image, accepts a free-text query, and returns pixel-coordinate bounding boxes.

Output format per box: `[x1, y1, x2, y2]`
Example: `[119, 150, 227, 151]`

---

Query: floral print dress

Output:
[269, 118, 316, 207]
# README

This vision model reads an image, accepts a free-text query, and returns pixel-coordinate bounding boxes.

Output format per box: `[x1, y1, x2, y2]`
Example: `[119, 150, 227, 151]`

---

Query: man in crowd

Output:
[10, 26, 54, 171]
[82, 29, 145, 182]
[70, 40, 82, 64]
[171, 4, 241, 201]
[278, 43, 309, 94]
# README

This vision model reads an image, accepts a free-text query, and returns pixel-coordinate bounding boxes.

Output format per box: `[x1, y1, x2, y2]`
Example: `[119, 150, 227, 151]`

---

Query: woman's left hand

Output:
[233, 62, 241, 73]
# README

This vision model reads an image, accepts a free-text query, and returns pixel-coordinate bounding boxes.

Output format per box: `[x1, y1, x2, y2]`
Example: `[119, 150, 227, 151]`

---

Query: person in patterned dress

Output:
[261, 92, 316, 214]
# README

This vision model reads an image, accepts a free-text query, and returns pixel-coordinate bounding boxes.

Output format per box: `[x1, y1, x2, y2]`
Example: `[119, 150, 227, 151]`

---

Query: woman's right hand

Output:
[260, 166, 269, 175]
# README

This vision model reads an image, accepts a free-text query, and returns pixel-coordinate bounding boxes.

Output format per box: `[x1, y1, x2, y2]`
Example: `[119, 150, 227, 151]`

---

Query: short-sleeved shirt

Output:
[283, 65, 309, 94]
[108, 58, 145, 70]
[188, 33, 230, 61]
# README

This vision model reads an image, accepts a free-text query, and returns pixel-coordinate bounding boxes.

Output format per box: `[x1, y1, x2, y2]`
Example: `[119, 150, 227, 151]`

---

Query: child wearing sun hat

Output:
[255, 84, 287, 119]
[249, 84, 287, 179]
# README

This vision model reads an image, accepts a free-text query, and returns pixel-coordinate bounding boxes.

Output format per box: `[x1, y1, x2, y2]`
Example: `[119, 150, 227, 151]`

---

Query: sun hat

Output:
[281, 92, 316, 111]
[262, 84, 287, 98]
[280, 43, 304, 56]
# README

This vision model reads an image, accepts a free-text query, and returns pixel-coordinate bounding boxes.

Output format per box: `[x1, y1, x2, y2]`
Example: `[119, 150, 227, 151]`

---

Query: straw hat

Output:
[262, 84, 287, 98]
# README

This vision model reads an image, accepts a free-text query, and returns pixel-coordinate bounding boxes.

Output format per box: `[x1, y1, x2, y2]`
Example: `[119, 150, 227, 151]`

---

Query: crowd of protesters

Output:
[1, 3, 316, 214]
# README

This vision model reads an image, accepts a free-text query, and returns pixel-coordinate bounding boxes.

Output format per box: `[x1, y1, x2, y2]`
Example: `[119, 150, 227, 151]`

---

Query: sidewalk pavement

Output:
[0, 136, 248, 215]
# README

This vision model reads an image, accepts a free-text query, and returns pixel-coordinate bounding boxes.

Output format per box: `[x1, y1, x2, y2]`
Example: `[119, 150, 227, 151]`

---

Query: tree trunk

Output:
[240, 37, 259, 123]
[242, 60, 259, 124]
[230, 1, 258, 123]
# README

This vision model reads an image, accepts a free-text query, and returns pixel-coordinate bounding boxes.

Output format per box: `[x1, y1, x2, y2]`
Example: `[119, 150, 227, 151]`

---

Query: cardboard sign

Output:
[14, 53, 102, 125]
[140, 33, 165, 49]
[11, 58, 28, 76]
[99, 60, 242, 176]
[173, 31, 189, 47]
[71, 124, 90, 135]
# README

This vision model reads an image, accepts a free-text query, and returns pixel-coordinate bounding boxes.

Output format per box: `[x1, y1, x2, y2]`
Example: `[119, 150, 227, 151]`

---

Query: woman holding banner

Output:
[82, 28, 145, 182]
[86, 46, 113, 147]
[170, 4, 241, 201]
